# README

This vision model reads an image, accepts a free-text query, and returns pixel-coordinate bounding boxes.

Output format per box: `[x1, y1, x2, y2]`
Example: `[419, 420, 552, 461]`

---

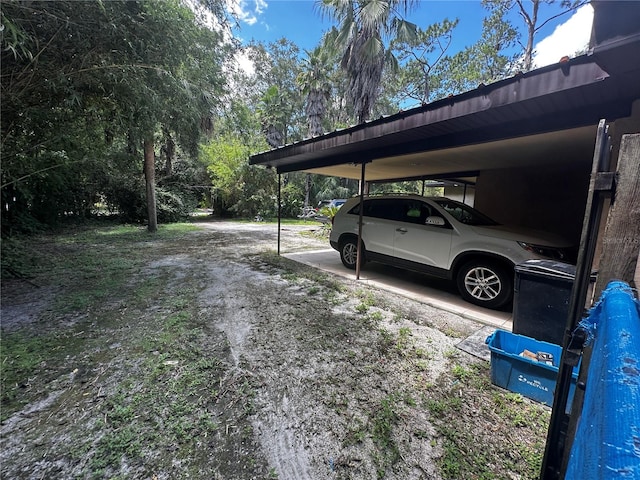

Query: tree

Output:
[257, 86, 287, 148]
[320, 0, 418, 123]
[102, 0, 230, 231]
[200, 134, 278, 218]
[1, 1, 118, 231]
[483, 0, 588, 72]
[297, 47, 335, 138]
[246, 39, 306, 146]
[1, 0, 232, 233]
[431, 5, 518, 98]
[297, 46, 336, 207]
[391, 19, 459, 106]
[314, 176, 358, 202]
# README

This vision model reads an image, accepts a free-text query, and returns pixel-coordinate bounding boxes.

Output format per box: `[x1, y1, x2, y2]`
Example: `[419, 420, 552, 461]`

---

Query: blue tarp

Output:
[565, 281, 640, 479]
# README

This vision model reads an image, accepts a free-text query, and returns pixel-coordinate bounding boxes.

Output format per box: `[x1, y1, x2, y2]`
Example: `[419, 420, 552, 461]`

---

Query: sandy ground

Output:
[1, 220, 546, 479]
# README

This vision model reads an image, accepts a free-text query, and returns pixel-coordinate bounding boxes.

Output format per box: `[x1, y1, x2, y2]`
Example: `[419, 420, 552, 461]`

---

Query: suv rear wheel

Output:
[339, 237, 365, 270]
[456, 260, 512, 309]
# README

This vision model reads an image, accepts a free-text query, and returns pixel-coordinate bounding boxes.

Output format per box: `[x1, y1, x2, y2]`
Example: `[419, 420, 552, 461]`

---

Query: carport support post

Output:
[277, 173, 281, 256]
[356, 162, 366, 279]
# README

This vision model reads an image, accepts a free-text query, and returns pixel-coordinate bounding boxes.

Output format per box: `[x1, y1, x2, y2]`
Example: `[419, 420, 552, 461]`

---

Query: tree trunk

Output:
[162, 127, 175, 176]
[144, 138, 158, 233]
[304, 173, 312, 208]
[518, 0, 539, 72]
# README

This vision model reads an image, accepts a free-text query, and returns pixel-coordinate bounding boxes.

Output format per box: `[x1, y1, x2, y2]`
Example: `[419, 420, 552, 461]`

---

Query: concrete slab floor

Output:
[283, 248, 513, 331]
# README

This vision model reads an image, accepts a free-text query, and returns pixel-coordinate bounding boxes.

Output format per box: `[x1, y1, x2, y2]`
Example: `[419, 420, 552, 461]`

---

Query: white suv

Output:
[329, 195, 573, 309]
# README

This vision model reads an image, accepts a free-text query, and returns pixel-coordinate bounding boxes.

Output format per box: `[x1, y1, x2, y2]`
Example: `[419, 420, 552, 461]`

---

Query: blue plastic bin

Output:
[486, 329, 579, 409]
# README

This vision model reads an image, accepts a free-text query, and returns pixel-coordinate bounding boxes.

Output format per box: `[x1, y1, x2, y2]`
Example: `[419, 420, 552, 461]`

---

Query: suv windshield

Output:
[433, 199, 499, 226]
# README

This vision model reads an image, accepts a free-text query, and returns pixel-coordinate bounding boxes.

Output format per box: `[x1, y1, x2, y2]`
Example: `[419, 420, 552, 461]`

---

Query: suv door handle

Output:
[396, 227, 408, 233]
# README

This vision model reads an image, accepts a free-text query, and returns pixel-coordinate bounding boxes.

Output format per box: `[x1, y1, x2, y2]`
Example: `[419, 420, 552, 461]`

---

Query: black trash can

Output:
[512, 260, 578, 346]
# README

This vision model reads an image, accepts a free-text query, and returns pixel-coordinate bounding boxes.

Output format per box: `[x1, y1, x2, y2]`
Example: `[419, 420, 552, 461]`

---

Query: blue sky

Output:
[229, 0, 594, 68]
[233, 1, 486, 51]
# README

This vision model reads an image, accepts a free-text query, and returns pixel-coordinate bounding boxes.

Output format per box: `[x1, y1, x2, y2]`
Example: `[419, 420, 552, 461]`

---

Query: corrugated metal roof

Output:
[250, 35, 640, 181]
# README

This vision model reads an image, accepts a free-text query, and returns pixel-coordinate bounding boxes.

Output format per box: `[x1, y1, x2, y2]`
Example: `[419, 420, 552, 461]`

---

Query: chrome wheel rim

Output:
[464, 267, 501, 301]
[343, 243, 358, 266]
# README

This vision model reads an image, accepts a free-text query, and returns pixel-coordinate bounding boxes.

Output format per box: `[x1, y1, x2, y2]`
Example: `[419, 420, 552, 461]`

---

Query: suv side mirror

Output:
[425, 216, 445, 226]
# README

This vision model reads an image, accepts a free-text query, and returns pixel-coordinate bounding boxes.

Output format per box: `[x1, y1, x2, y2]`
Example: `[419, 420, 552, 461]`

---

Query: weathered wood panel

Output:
[594, 133, 640, 297]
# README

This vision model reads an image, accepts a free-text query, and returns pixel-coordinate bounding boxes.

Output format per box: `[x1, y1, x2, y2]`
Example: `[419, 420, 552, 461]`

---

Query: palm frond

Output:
[393, 18, 418, 43]
[359, 0, 390, 31]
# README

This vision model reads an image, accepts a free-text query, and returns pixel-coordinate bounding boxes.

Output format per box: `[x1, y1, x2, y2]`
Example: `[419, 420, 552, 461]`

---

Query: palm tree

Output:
[297, 47, 334, 138]
[320, 0, 417, 124]
[257, 85, 286, 148]
[297, 47, 335, 207]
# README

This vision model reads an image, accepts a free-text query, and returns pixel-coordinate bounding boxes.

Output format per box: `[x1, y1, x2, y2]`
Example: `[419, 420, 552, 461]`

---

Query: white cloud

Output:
[533, 4, 594, 68]
[225, 0, 270, 73]
[227, 0, 269, 26]
[235, 50, 256, 75]
[255, 0, 268, 16]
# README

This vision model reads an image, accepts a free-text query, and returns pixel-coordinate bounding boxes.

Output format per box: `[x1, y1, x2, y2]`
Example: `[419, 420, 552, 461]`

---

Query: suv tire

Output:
[339, 237, 364, 270]
[456, 260, 513, 309]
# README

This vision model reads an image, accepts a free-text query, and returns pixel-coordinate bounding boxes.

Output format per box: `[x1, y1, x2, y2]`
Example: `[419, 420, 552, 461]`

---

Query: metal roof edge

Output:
[249, 52, 615, 167]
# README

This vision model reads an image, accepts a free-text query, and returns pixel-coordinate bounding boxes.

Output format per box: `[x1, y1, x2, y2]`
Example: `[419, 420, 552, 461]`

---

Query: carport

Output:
[250, 6, 640, 292]
[251, 9, 640, 476]
[251, 35, 639, 250]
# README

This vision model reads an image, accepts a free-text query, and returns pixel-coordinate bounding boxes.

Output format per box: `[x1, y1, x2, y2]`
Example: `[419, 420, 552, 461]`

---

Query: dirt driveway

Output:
[1, 219, 549, 479]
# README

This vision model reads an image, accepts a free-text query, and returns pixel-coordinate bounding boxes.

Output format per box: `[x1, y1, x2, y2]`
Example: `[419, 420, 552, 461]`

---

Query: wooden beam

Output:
[594, 134, 640, 297]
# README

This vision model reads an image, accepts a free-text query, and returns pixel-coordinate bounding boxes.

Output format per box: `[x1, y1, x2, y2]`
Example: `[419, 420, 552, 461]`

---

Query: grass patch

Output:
[426, 396, 463, 416]
[3, 223, 205, 317]
[1, 222, 259, 476]
[371, 392, 414, 478]
[355, 289, 386, 309]
[1, 333, 52, 416]
[0, 330, 85, 419]
[424, 360, 550, 479]
[343, 417, 367, 447]
[373, 396, 402, 449]
[396, 327, 412, 353]
[355, 302, 370, 314]
[83, 288, 230, 476]
[342, 392, 412, 478]
[438, 429, 496, 480]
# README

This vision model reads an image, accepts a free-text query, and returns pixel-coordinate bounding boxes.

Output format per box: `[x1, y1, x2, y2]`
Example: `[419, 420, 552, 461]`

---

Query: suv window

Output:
[433, 199, 498, 226]
[400, 199, 430, 225]
[350, 199, 402, 221]
[350, 198, 445, 226]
